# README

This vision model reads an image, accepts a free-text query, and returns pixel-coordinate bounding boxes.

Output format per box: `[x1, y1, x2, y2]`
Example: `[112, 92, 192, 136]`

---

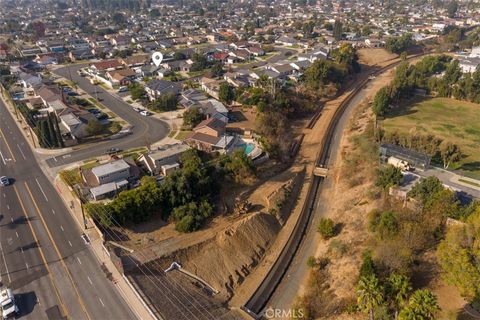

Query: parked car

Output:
[118, 86, 128, 93]
[0, 176, 9, 186]
[140, 110, 151, 116]
[106, 147, 122, 155]
[133, 107, 142, 112]
[0, 288, 19, 319]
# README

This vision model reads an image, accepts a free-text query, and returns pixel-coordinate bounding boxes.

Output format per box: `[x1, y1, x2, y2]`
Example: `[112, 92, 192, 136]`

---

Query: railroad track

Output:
[242, 51, 429, 319]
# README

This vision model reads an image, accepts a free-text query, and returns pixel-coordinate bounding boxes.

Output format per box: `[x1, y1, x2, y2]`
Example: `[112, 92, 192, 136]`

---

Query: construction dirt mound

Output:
[155, 211, 282, 301]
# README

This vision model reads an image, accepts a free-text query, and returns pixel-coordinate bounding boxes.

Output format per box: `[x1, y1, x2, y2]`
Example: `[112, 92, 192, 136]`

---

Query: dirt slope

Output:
[154, 212, 281, 301]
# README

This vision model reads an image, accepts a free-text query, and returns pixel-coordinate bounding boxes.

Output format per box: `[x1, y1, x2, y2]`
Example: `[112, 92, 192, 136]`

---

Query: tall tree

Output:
[219, 83, 234, 104]
[333, 20, 343, 41]
[439, 141, 461, 169]
[357, 275, 384, 320]
[372, 87, 391, 116]
[446, 0, 458, 18]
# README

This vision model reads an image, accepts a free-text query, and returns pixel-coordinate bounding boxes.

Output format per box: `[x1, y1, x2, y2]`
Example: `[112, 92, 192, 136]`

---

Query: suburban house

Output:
[145, 79, 181, 100]
[59, 112, 88, 139]
[179, 88, 208, 108]
[120, 54, 149, 67]
[81, 159, 139, 200]
[275, 35, 297, 46]
[140, 65, 159, 77]
[69, 48, 95, 61]
[89, 60, 123, 74]
[199, 99, 229, 123]
[200, 77, 223, 99]
[185, 117, 234, 153]
[138, 143, 190, 175]
[35, 85, 68, 113]
[106, 68, 136, 86]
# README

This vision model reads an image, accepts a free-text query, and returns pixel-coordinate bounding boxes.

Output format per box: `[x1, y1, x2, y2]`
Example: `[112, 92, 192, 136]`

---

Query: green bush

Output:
[317, 218, 336, 239]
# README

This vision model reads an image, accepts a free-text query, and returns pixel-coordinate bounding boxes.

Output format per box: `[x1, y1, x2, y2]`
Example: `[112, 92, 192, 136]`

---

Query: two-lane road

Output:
[46, 64, 170, 168]
[0, 98, 136, 319]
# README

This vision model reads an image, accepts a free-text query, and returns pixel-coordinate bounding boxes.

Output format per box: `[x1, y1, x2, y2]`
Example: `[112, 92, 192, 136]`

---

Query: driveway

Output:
[47, 64, 170, 168]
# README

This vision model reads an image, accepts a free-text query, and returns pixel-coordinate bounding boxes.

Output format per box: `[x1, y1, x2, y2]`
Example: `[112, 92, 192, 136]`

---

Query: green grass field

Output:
[382, 97, 480, 177]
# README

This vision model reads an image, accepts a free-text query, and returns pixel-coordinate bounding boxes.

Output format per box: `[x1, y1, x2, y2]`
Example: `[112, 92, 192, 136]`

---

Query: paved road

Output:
[46, 64, 169, 168]
[0, 98, 136, 319]
[240, 47, 296, 70]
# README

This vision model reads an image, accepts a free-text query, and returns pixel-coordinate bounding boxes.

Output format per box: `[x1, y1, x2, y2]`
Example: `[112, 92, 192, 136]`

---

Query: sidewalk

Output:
[54, 177, 158, 320]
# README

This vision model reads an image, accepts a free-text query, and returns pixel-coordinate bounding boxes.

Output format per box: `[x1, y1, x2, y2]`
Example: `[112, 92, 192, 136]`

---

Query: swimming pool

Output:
[237, 142, 256, 155]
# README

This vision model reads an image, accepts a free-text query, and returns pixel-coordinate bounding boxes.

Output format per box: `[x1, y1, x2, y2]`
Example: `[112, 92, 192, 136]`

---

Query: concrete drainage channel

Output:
[241, 52, 429, 319]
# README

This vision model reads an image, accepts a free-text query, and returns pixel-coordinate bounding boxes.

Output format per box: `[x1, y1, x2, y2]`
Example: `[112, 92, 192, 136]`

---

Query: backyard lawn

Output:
[382, 97, 480, 177]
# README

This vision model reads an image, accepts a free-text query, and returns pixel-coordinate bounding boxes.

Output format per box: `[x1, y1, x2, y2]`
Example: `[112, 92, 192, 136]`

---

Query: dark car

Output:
[106, 148, 122, 155]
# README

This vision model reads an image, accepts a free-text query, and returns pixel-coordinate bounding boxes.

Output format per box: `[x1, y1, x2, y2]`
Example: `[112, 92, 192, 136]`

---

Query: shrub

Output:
[359, 250, 376, 278]
[328, 239, 349, 257]
[307, 256, 317, 268]
[318, 218, 336, 239]
[376, 165, 402, 190]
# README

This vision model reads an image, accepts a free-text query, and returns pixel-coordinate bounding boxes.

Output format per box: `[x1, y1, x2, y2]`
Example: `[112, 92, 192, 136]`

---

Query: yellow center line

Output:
[24, 182, 92, 320]
[13, 185, 69, 318]
[0, 126, 16, 162]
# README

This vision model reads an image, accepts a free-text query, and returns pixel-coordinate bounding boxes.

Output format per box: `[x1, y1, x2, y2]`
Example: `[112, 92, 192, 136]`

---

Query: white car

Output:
[118, 86, 128, 93]
[1, 288, 19, 319]
[0, 176, 9, 186]
[140, 110, 151, 116]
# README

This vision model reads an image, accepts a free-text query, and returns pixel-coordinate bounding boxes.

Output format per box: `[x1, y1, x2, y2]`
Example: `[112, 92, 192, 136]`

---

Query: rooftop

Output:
[92, 159, 130, 177]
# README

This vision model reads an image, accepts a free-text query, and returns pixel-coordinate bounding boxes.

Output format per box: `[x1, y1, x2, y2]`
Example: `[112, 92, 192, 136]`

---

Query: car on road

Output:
[133, 107, 142, 112]
[88, 108, 100, 114]
[140, 110, 151, 116]
[118, 86, 128, 93]
[0, 176, 9, 186]
[0, 288, 19, 319]
[106, 147, 122, 154]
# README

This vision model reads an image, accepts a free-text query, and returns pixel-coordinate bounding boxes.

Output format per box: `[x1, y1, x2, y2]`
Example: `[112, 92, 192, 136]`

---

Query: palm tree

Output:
[388, 274, 412, 319]
[357, 275, 384, 320]
[398, 289, 439, 320]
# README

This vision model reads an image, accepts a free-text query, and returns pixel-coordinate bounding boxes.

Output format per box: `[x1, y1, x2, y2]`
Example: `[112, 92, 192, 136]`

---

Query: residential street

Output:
[45, 64, 170, 168]
[0, 98, 136, 319]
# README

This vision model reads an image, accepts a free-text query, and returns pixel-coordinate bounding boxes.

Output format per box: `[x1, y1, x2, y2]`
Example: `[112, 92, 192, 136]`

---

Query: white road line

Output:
[60, 225, 64, 232]
[2, 193, 5, 198]
[51, 209, 55, 215]
[6, 205, 9, 210]
[10, 218, 13, 223]
[35, 178, 48, 202]
[68, 241, 72, 247]
[0, 150, 6, 165]
[15, 232, 18, 238]
[98, 298, 105, 307]
[76, 257, 82, 265]
[16, 144, 26, 160]
[0, 243, 11, 283]
[87, 276, 93, 285]
[25, 262, 29, 269]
